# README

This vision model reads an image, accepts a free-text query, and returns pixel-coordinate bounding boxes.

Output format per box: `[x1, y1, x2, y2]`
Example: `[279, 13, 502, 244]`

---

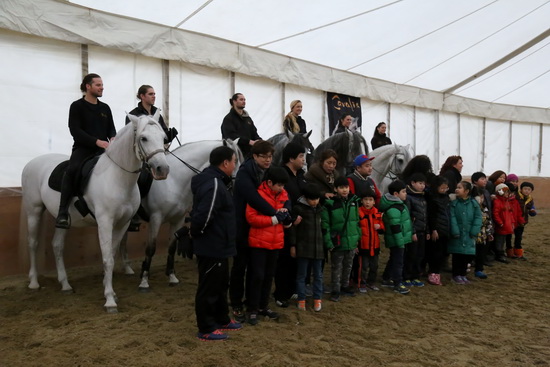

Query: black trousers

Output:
[426, 234, 447, 274]
[403, 234, 426, 280]
[452, 253, 474, 277]
[229, 244, 250, 309]
[273, 243, 296, 302]
[506, 226, 525, 250]
[195, 256, 231, 333]
[383, 246, 405, 284]
[248, 248, 279, 312]
[474, 240, 488, 272]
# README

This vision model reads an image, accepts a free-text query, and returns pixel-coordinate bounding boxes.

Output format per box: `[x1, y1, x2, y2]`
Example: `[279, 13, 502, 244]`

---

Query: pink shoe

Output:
[428, 273, 442, 286]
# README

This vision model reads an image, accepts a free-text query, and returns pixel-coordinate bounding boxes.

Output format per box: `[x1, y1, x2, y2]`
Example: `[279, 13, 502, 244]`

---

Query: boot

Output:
[55, 173, 72, 229]
[514, 248, 527, 261]
[506, 248, 516, 258]
[495, 251, 509, 264]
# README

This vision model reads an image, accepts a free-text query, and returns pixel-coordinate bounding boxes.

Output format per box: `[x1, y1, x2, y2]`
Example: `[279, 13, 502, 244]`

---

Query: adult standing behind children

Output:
[221, 93, 262, 158]
[283, 100, 307, 134]
[371, 122, 392, 150]
[448, 181, 482, 285]
[191, 146, 242, 341]
[55, 73, 116, 229]
[305, 149, 339, 199]
[439, 155, 463, 195]
[272, 143, 308, 308]
[229, 141, 277, 323]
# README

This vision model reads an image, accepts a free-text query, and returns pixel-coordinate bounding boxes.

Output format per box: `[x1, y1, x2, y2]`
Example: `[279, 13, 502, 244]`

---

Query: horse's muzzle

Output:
[150, 165, 170, 180]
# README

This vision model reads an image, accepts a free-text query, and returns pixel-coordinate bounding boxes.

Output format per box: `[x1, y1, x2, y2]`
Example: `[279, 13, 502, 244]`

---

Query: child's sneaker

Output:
[428, 273, 443, 285]
[393, 283, 410, 295]
[366, 283, 380, 291]
[411, 279, 425, 287]
[258, 308, 279, 320]
[247, 312, 258, 326]
[403, 280, 412, 287]
[232, 308, 246, 323]
[297, 300, 306, 311]
[330, 292, 340, 302]
[452, 276, 466, 285]
[461, 276, 471, 285]
[218, 320, 243, 331]
[381, 279, 394, 288]
[275, 299, 289, 308]
[474, 271, 488, 279]
[313, 299, 322, 312]
[197, 330, 228, 341]
[359, 287, 368, 294]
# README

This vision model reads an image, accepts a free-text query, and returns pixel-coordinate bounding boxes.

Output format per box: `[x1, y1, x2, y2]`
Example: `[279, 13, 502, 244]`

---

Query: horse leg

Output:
[51, 228, 73, 293]
[26, 205, 44, 290]
[139, 217, 160, 292]
[119, 232, 135, 275]
[96, 217, 118, 313]
[165, 221, 185, 286]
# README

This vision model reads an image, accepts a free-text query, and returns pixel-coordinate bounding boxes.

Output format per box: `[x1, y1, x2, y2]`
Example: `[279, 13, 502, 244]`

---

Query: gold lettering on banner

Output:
[331, 94, 361, 111]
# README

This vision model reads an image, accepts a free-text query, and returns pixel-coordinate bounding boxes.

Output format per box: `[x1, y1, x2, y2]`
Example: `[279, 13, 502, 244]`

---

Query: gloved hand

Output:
[275, 211, 288, 224]
[166, 127, 178, 143]
[174, 226, 193, 259]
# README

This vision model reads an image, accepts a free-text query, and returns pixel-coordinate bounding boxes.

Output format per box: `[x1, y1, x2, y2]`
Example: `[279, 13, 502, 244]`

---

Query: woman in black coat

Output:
[371, 122, 392, 150]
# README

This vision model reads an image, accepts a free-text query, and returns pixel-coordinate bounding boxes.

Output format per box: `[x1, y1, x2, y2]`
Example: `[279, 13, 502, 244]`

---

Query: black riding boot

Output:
[55, 173, 72, 229]
[128, 213, 141, 232]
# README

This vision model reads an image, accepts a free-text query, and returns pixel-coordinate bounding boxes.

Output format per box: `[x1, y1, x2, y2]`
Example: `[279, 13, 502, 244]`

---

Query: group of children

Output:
[243, 154, 537, 318]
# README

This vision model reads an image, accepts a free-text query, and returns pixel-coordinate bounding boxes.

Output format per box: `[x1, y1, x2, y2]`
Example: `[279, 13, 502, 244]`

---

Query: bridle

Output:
[371, 146, 404, 180]
[105, 121, 166, 174]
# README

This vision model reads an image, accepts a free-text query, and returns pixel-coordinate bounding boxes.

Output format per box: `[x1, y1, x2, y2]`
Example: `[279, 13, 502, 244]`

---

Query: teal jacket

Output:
[448, 197, 482, 255]
[379, 193, 412, 249]
[321, 194, 361, 251]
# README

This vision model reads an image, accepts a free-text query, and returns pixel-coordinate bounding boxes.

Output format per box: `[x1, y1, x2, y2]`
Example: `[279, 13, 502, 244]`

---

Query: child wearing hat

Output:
[511, 182, 536, 260]
[347, 154, 381, 206]
[321, 176, 361, 302]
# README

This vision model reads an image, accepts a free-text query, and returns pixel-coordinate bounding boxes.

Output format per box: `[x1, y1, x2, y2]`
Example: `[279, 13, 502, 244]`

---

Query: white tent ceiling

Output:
[67, 0, 550, 110]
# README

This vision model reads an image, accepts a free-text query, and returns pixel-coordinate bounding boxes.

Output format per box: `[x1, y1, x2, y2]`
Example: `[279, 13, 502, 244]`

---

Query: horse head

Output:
[127, 111, 170, 180]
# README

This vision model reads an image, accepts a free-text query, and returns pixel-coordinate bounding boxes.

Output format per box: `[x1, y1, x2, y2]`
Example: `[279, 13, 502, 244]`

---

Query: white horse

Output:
[129, 139, 244, 291]
[21, 112, 169, 313]
[369, 144, 414, 194]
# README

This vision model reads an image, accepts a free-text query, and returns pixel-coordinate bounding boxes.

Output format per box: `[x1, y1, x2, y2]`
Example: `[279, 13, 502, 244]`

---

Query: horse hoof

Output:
[138, 286, 150, 293]
[124, 269, 135, 276]
[105, 307, 118, 314]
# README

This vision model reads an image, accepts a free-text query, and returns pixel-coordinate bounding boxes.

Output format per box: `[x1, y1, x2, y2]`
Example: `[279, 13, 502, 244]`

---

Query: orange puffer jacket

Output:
[246, 182, 289, 250]
[359, 206, 384, 256]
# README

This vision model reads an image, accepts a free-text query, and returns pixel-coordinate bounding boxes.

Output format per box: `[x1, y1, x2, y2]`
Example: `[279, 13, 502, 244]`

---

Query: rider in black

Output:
[55, 73, 116, 229]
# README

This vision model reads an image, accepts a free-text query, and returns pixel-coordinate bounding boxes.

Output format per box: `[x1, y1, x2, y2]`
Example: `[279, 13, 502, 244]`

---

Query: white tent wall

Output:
[438, 111, 460, 173]
[361, 100, 389, 151]
[0, 30, 80, 187]
[415, 108, 438, 167]
[459, 115, 485, 174]
[510, 122, 541, 176]
[541, 126, 550, 176]
[484, 119, 512, 175]
[170, 63, 231, 143]
[389, 104, 415, 153]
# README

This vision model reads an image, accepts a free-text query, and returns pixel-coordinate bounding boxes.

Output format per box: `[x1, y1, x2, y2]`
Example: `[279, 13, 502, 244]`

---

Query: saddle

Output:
[48, 156, 100, 217]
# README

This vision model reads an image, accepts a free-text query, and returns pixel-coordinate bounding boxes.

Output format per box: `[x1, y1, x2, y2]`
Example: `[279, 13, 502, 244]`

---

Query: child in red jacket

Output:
[358, 189, 384, 293]
[246, 167, 291, 325]
[492, 183, 524, 263]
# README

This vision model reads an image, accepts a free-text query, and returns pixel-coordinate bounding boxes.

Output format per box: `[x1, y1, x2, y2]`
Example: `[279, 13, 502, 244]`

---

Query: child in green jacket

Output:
[380, 180, 413, 295]
[321, 177, 361, 302]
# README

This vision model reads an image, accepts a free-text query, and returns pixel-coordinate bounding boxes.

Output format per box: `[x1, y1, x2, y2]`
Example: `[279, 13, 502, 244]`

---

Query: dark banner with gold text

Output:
[327, 92, 362, 136]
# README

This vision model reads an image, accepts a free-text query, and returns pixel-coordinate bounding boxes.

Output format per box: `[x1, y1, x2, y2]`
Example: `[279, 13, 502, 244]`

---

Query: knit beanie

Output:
[507, 173, 519, 182]
[495, 183, 509, 196]
[520, 182, 534, 191]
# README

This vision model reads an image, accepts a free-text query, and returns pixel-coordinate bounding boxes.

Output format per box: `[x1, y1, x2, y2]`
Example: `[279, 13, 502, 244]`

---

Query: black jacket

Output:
[126, 103, 177, 143]
[233, 158, 277, 244]
[282, 165, 307, 206]
[441, 167, 462, 193]
[427, 190, 451, 237]
[370, 132, 392, 150]
[405, 186, 428, 233]
[289, 197, 326, 259]
[221, 108, 261, 158]
[190, 166, 237, 258]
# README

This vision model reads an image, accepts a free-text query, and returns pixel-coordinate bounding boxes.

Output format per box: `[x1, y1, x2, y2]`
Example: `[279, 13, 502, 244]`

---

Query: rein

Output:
[167, 150, 202, 175]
